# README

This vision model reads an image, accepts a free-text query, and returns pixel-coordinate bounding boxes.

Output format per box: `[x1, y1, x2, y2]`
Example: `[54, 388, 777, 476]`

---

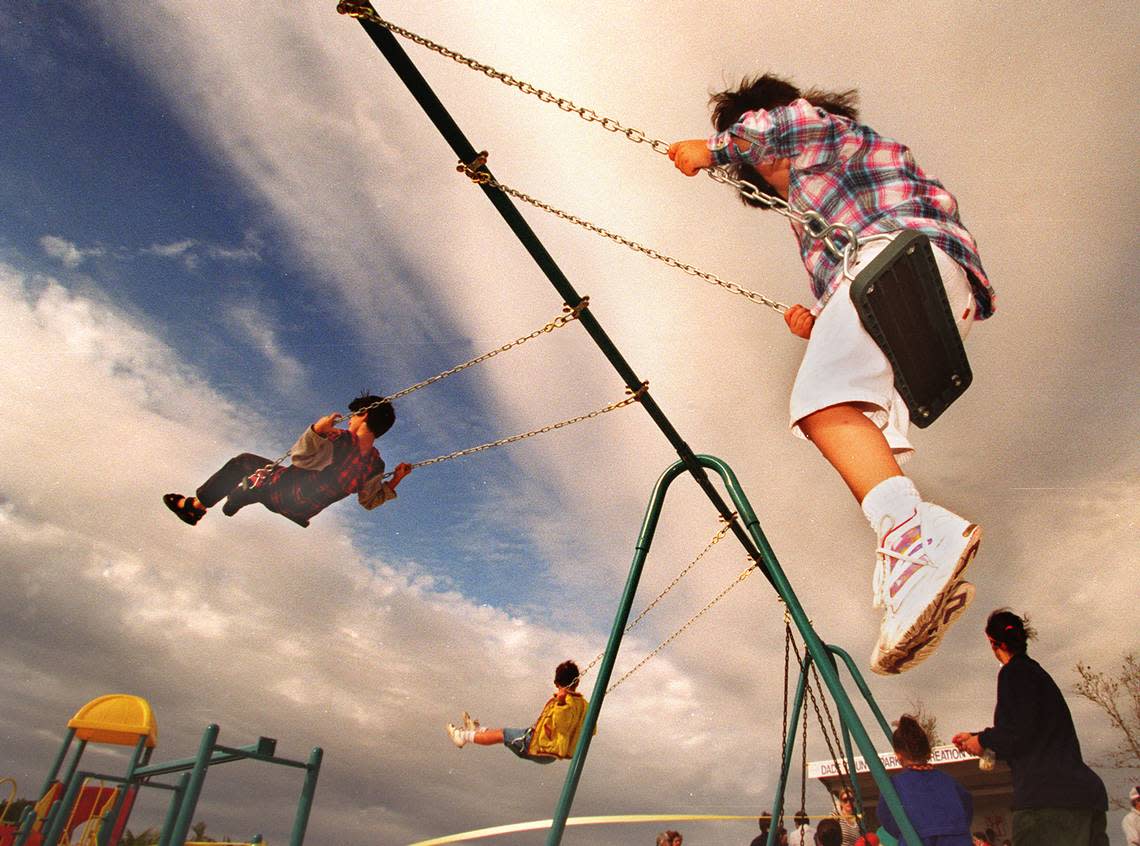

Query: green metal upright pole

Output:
[39, 769, 87, 846]
[547, 459, 688, 843]
[13, 728, 74, 846]
[696, 455, 922, 846]
[288, 747, 323, 846]
[341, 9, 924, 844]
[766, 657, 811, 846]
[168, 723, 220, 845]
[158, 772, 191, 846]
[96, 734, 148, 846]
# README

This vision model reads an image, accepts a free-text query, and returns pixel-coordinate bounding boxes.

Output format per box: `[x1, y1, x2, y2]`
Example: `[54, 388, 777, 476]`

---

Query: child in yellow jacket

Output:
[446, 660, 588, 763]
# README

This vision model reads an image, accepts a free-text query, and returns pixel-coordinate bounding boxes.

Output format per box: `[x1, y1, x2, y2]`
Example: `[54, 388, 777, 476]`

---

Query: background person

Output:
[952, 609, 1108, 846]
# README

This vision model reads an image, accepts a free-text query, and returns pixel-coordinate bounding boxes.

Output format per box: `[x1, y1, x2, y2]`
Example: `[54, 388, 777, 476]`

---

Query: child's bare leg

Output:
[474, 729, 504, 745]
[797, 402, 902, 502]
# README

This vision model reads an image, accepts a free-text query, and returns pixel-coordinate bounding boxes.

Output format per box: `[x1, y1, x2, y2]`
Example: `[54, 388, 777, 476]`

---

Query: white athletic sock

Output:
[459, 729, 476, 743]
[861, 475, 921, 538]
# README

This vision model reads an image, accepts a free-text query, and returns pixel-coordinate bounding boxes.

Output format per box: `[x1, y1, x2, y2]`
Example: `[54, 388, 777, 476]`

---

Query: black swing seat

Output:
[849, 229, 972, 428]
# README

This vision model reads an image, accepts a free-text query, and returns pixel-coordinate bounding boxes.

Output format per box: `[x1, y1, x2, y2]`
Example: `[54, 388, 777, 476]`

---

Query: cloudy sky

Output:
[1, 2, 1137, 844]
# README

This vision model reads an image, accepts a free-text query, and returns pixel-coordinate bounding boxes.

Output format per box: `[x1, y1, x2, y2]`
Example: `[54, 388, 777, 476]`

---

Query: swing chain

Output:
[337, 2, 672, 156]
[394, 381, 647, 475]
[381, 299, 589, 404]
[788, 635, 863, 827]
[780, 609, 792, 830]
[341, 2, 866, 270]
[458, 155, 789, 313]
[239, 301, 591, 487]
[577, 514, 738, 684]
[605, 562, 755, 694]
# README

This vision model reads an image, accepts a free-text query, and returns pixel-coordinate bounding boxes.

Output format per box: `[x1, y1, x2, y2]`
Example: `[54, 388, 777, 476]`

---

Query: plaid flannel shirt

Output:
[261, 428, 383, 527]
[709, 98, 994, 318]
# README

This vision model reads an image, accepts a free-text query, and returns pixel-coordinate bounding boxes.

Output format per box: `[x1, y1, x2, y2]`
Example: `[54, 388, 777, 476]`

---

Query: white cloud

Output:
[144, 235, 262, 270]
[38, 234, 105, 268]
[144, 238, 197, 258]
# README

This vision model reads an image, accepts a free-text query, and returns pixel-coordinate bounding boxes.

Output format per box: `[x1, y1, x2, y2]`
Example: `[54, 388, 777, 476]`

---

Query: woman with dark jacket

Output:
[952, 609, 1108, 846]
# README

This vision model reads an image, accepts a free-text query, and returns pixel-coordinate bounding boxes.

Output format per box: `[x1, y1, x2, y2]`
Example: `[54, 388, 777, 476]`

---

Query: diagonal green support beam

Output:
[343, 3, 775, 590]
[341, 8, 921, 846]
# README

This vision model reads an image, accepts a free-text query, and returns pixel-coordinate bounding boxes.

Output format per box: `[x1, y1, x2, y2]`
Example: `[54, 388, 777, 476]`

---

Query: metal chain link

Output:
[338, 1, 871, 272]
[789, 634, 863, 827]
[337, 2, 672, 156]
[576, 515, 738, 684]
[605, 562, 756, 694]
[800, 677, 809, 817]
[780, 611, 792, 830]
[393, 382, 648, 477]
[238, 302, 588, 485]
[383, 300, 587, 404]
[459, 160, 788, 313]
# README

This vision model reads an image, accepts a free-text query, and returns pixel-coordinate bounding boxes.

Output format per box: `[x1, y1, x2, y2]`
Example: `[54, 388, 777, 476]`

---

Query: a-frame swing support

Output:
[343, 7, 923, 845]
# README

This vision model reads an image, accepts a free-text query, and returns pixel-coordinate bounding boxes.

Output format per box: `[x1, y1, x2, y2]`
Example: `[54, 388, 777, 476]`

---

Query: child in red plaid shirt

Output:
[670, 74, 995, 675]
[164, 393, 411, 528]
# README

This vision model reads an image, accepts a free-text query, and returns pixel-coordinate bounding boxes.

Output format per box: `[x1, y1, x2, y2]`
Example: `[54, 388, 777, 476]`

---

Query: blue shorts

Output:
[502, 727, 554, 764]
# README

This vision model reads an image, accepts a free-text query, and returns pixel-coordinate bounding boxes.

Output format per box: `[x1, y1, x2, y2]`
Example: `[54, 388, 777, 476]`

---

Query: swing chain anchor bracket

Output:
[627, 381, 649, 401]
[336, 1, 375, 20]
[552, 297, 590, 328]
[457, 151, 491, 184]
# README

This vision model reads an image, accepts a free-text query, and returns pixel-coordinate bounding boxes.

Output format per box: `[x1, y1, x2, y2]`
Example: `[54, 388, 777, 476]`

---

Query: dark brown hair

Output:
[816, 818, 842, 846]
[554, 659, 580, 690]
[709, 73, 859, 206]
[892, 713, 932, 763]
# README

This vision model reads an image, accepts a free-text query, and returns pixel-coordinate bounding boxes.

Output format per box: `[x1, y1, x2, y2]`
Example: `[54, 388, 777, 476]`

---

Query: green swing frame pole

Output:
[766, 649, 812, 846]
[342, 9, 920, 845]
[344, 5, 774, 587]
[288, 747, 323, 846]
[827, 643, 894, 834]
[549, 456, 923, 846]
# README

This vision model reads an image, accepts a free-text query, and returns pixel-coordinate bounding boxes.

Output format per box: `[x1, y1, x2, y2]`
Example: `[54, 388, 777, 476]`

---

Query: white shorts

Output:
[789, 233, 976, 461]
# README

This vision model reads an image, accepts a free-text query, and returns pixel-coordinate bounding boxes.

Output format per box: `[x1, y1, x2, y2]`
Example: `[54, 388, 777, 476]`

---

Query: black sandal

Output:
[163, 493, 206, 526]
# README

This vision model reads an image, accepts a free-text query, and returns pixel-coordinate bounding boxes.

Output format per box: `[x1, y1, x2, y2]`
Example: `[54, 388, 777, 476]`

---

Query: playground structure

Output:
[1, 694, 320, 846]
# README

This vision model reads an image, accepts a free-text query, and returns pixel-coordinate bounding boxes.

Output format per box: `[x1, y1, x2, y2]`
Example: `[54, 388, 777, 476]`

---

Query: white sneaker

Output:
[870, 503, 981, 675]
[446, 723, 467, 748]
[462, 711, 479, 732]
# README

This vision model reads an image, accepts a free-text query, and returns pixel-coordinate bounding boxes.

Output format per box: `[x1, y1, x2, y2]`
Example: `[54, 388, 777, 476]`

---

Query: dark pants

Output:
[195, 453, 271, 508]
[1012, 808, 1108, 846]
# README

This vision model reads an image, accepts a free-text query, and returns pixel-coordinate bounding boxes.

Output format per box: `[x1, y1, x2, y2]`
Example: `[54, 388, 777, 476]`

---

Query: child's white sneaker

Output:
[462, 711, 479, 732]
[446, 723, 467, 748]
[870, 503, 981, 675]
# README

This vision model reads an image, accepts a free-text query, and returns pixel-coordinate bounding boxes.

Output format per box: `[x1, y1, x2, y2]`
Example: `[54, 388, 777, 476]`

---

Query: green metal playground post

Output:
[158, 772, 192, 846]
[95, 733, 148, 846]
[12, 727, 76, 846]
[340, 9, 923, 845]
[765, 649, 812, 846]
[168, 723, 221, 846]
[289, 747, 323, 846]
[829, 643, 894, 828]
[548, 457, 923, 846]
